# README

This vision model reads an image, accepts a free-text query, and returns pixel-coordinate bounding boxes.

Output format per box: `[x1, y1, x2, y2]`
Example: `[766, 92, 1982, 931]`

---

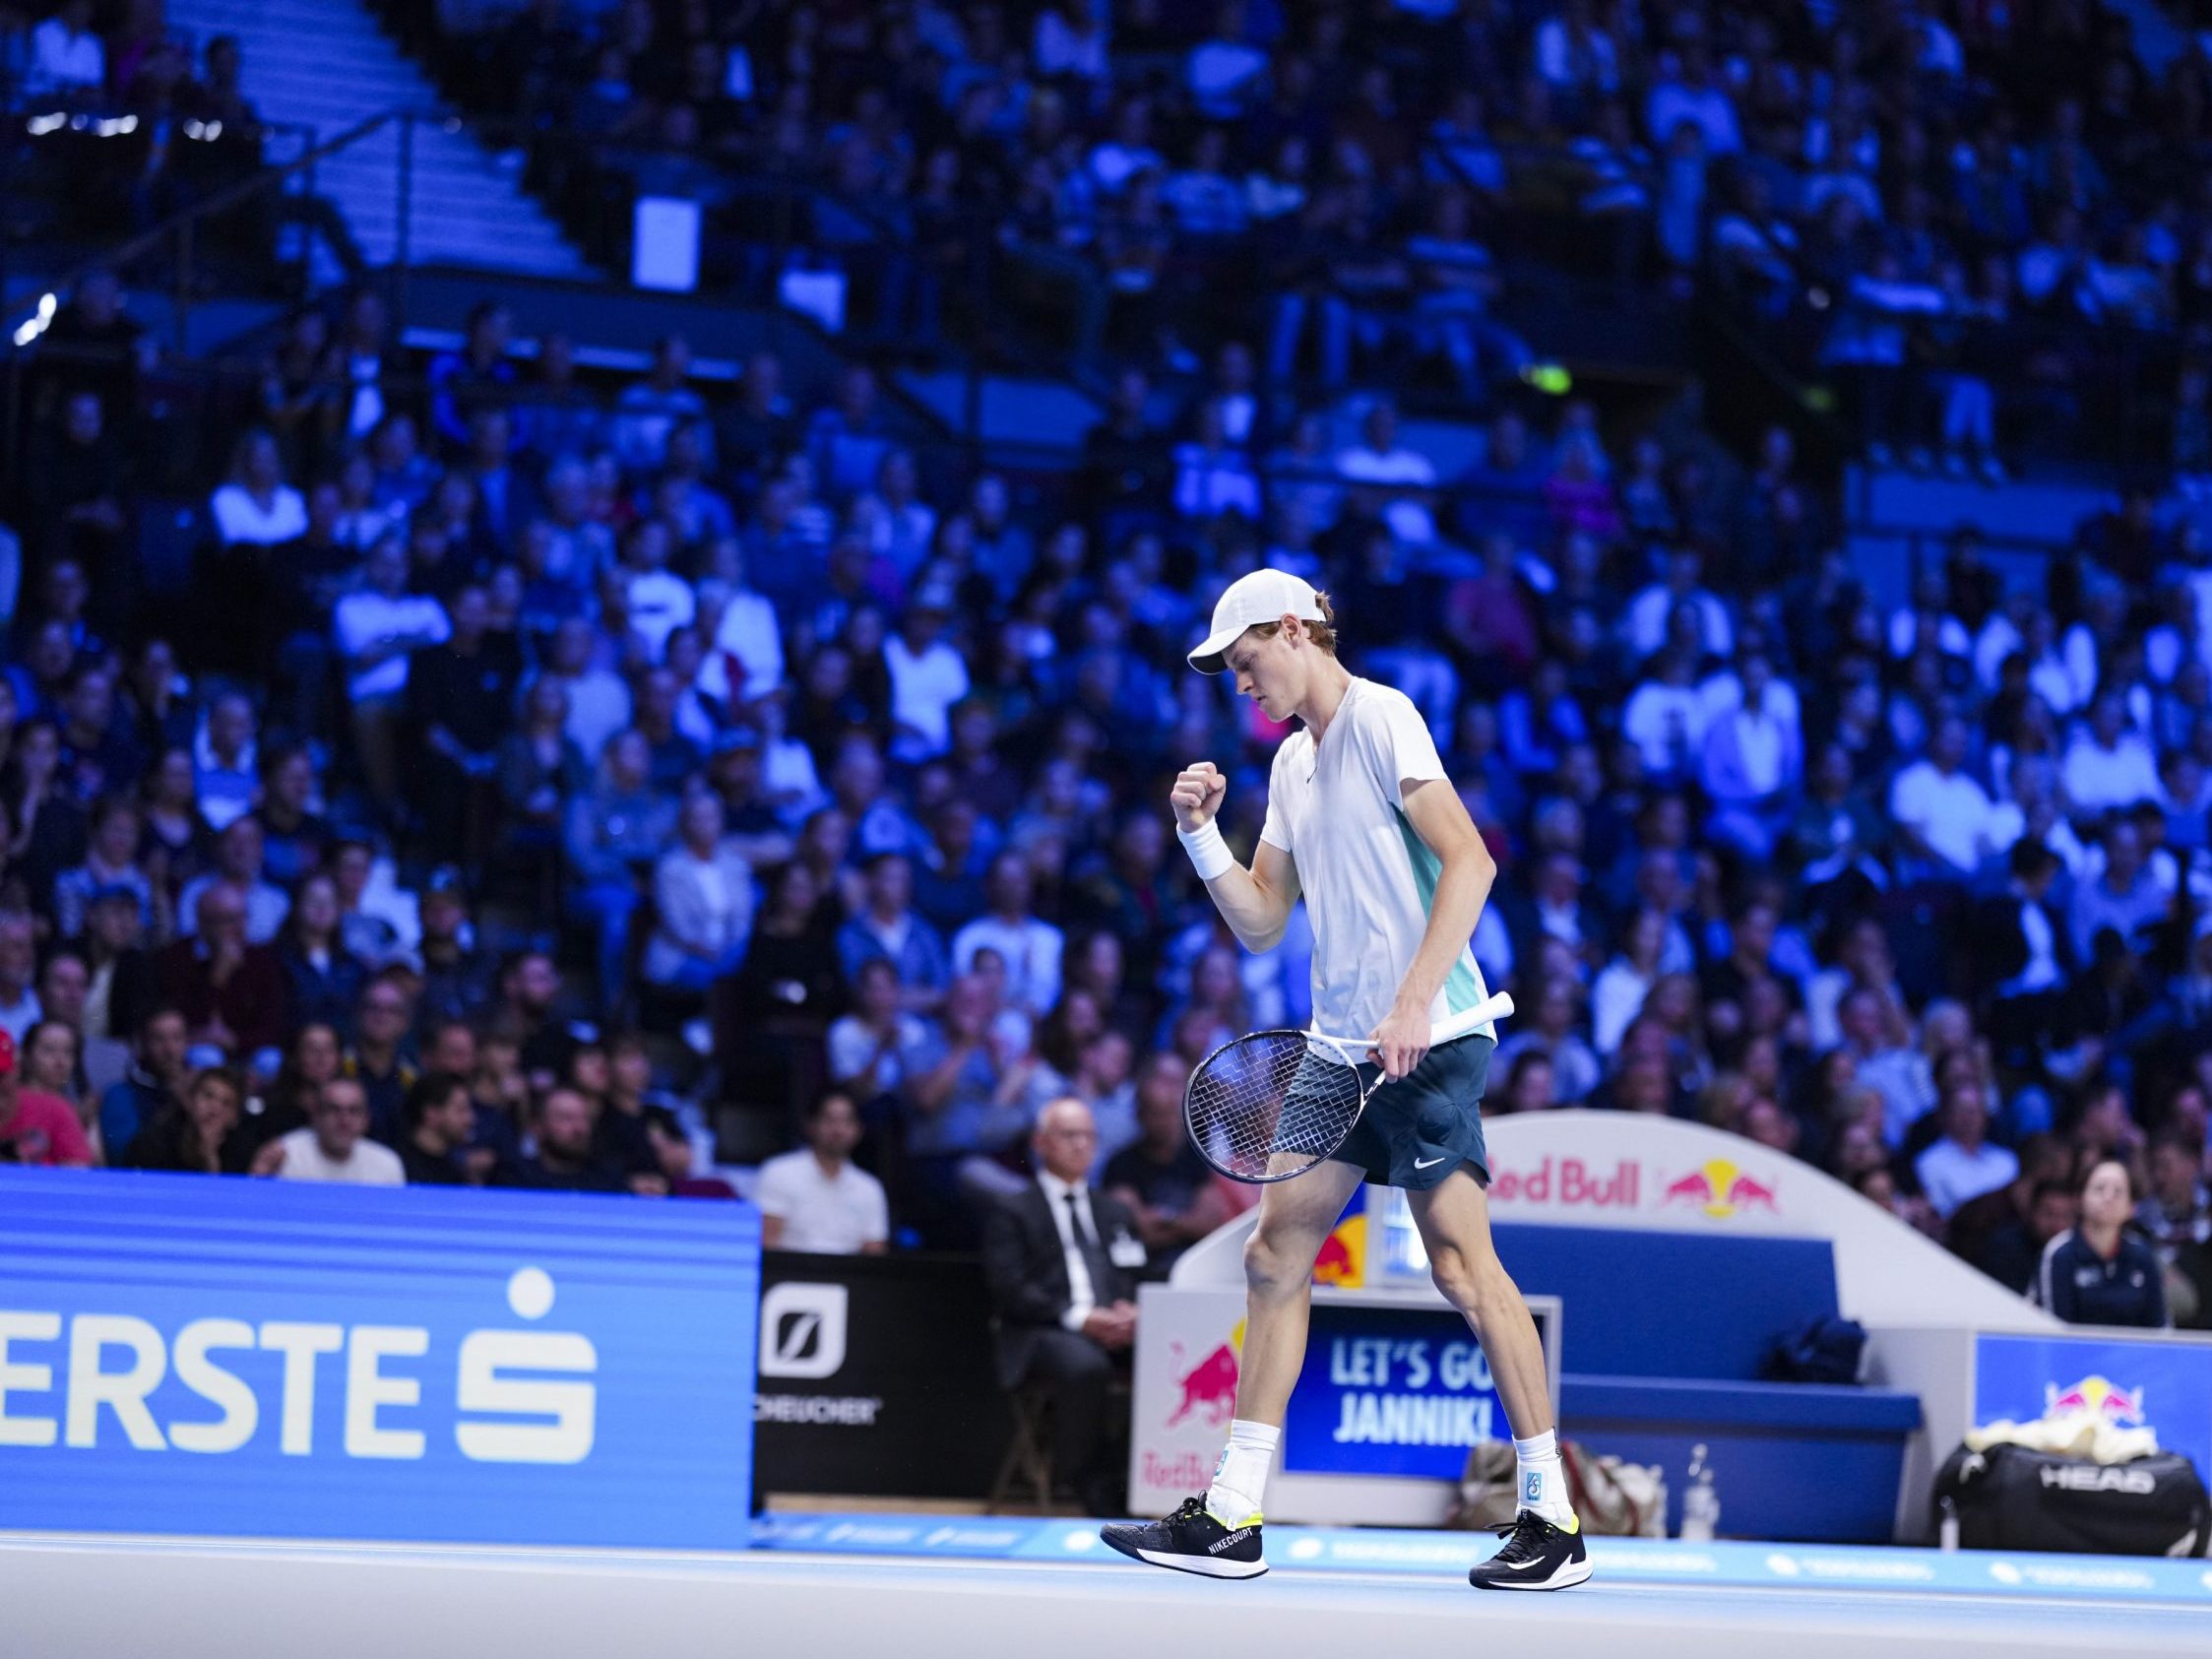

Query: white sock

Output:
[1514, 1430, 1576, 1527]
[1205, 1419, 1279, 1525]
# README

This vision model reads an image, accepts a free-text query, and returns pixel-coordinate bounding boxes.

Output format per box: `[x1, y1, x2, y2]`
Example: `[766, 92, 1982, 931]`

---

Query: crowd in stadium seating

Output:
[5, 259, 2212, 1326]
[3, 0, 2212, 1332]
[369, 0, 2212, 471]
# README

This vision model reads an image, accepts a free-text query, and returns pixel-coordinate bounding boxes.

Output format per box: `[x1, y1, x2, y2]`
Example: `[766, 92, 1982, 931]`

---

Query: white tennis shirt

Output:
[1258, 677, 1495, 1044]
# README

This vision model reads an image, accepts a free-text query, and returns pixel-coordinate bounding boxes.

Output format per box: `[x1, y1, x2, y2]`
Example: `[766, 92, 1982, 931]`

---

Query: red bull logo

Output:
[1662, 1158, 1780, 1221]
[1167, 1320, 1246, 1429]
[1311, 1214, 1364, 1287]
[2045, 1375, 2147, 1425]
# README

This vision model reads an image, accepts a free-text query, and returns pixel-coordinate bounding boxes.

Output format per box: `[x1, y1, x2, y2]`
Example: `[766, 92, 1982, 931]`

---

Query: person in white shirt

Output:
[884, 591, 971, 764]
[27, 0, 103, 96]
[643, 793, 754, 989]
[252, 1077, 404, 1185]
[210, 429, 309, 547]
[702, 542, 785, 701]
[2061, 692, 2163, 813]
[1334, 400, 1438, 545]
[334, 536, 451, 806]
[755, 1091, 889, 1253]
[1624, 545, 1734, 662]
[1914, 1083, 2019, 1219]
[953, 852, 1065, 1019]
[1888, 715, 2003, 875]
[1620, 649, 1710, 777]
[618, 520, 696, 661]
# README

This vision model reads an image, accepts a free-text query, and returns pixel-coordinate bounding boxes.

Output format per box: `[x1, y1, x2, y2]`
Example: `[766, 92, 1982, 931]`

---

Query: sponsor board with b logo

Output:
[752, 1252, 1010, 1498]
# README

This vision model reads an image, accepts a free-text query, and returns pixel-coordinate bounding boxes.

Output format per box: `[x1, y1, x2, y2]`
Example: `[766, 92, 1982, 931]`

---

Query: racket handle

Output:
[1430, 990, 1514, 1046]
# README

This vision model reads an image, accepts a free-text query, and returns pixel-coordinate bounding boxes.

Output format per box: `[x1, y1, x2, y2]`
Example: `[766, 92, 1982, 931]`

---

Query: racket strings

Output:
[1186, 1031, 1366, 1182]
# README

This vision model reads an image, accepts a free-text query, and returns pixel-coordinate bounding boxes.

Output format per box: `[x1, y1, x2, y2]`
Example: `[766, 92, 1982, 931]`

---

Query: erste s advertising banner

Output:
[0, 1170, 759, 1548]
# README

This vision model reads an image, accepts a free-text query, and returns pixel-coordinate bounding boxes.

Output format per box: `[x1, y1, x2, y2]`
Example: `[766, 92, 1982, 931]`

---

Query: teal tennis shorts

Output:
[1329, 1032, 1495, 1190]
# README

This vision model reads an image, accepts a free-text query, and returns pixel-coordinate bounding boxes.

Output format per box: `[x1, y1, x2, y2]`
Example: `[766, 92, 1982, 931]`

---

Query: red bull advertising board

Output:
[1974, 1335, 2212, 1488]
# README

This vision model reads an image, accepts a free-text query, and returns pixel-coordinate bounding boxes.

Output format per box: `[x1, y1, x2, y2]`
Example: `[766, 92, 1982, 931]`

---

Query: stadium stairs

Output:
[165, 0, 590, 280]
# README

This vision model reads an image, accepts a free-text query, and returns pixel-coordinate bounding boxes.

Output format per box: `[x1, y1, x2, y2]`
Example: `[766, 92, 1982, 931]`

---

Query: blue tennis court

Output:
[10, 1520, 2208, 1659]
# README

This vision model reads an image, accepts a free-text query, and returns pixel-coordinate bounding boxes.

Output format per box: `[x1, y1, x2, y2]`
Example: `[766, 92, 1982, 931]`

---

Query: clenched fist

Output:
[1170, 762, 1228, 832]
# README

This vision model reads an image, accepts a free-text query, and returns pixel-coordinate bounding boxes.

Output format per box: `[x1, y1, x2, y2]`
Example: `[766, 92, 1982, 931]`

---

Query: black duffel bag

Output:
[1933, 1442, 2210, 1557]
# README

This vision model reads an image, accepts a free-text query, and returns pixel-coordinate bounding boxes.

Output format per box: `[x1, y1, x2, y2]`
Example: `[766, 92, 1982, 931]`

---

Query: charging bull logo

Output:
[1167, 1319, 1246, 1428]
[1312, 1215, 1365, 1287]
[1662, 1159, 1779, 1220]
[2046, 1375, 2146, 1425]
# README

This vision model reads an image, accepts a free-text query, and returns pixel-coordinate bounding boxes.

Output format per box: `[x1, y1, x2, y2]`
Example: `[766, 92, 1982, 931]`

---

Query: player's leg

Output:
[1408, 1169, 1592, 1590]
[1405, 1169, 1552, 1437]
[1229, 1153, 1368, 1427]
[1100, 1156, 1362, 1578]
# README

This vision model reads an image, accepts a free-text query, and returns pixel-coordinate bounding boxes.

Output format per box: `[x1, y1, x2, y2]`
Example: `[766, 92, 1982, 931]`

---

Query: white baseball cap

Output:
[1187, 568, 1326, 674]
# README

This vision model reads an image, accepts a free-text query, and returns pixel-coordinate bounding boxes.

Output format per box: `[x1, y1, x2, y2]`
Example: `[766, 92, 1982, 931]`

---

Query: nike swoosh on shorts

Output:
[1414, 1155, 1447, 1170]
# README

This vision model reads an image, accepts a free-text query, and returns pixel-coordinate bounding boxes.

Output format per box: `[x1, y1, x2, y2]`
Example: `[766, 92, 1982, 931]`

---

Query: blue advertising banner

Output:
[1974, 1334, 2212, 1485]
[0, 1169, 758, 1548]
[1281, 1301, 1551, 1478]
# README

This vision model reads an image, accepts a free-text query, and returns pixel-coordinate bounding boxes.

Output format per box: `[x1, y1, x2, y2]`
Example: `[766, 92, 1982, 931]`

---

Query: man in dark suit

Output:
[981, 1097, 1144, 1509]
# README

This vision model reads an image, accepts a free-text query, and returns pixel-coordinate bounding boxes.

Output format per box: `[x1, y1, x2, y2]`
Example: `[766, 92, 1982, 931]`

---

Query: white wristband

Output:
[1177, 819, 1234, 882]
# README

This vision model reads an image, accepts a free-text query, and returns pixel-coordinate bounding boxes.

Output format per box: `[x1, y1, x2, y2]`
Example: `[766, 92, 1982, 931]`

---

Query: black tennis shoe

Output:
[1101, 1496, 1268, 1579]
[1468, 1509, 1592, 1590]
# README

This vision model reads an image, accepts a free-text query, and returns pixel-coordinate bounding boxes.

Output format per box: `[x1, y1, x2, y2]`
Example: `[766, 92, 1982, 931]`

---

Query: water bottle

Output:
[1938, 1496, 1960, 1553]
[1680, 1443, 1720, 1541]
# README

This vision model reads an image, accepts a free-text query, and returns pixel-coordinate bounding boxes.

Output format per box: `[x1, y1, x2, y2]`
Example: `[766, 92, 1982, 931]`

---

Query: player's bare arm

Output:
[1169, 761, 1300, 952]
[1369, 778, 1496, 1081]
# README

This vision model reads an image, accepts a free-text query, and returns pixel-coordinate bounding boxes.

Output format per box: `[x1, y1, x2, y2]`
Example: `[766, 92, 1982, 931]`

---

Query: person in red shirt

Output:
[0, 1028, 95, 1167]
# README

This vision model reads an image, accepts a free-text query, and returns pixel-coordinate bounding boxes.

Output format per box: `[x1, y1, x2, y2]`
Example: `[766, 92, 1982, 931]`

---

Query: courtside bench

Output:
[1493, 1224, 1924, 1543]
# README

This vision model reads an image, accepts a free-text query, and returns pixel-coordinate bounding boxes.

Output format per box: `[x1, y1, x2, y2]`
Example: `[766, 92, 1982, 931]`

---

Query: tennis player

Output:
[1101, 569, 1588, 1590]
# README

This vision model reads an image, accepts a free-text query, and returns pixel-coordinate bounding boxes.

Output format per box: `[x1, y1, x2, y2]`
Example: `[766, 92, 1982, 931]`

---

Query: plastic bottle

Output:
[1680, 1443, 1720, 1541]
[1938, 1496, 1960, 1553]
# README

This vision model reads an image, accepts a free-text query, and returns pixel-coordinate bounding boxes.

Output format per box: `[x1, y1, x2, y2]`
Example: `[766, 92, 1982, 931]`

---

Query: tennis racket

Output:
[1184, 992, 1515, 1184]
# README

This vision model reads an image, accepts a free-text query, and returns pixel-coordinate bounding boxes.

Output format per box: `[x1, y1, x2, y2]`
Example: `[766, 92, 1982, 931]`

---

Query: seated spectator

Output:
[53, 796, 154, 940]
[209, 428, 308, 548]
[2034, 1158, 2170, 1328]
[2069, 819, 2167, 962]
[251, 1075, 402, 1184]
[1888, 714, 2006, 878]
[120, 1065, 254, 1175]
[756, 1090, 890, 1254]
[414, 870, 496, 1033]
[826, 956, 929, 1111]
[19, 1017, 89, 1155]
[393, 1069, 473, 1186]
[0, 1026, 93, 1166]
[275, 871, 368, 1039]
[884, 588, 971, 765]
[188, 697, 256, 836]
[98, 1004, 190, 1156]
[611, 336, 708, 475]
[642, 792, 753, 991]
[176, 815, 288, 944]
[1915, 1082, 2021, 1220]
[980, 1097, 1142, 1511]
[565, 729, 677, 1014]
[1104, 1053, 1230, 1275]
[157, 883, 287, 1063]
[836, 852, 949, 1010]
[498, 1086, 624, 1192]
[335, 536, 451, 809]
[345, 974, 419, 1141]
[953, 852, 1064, 1019]
[2061, 689, 2168, 813]
[1980, 1179, 2080, 1296]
